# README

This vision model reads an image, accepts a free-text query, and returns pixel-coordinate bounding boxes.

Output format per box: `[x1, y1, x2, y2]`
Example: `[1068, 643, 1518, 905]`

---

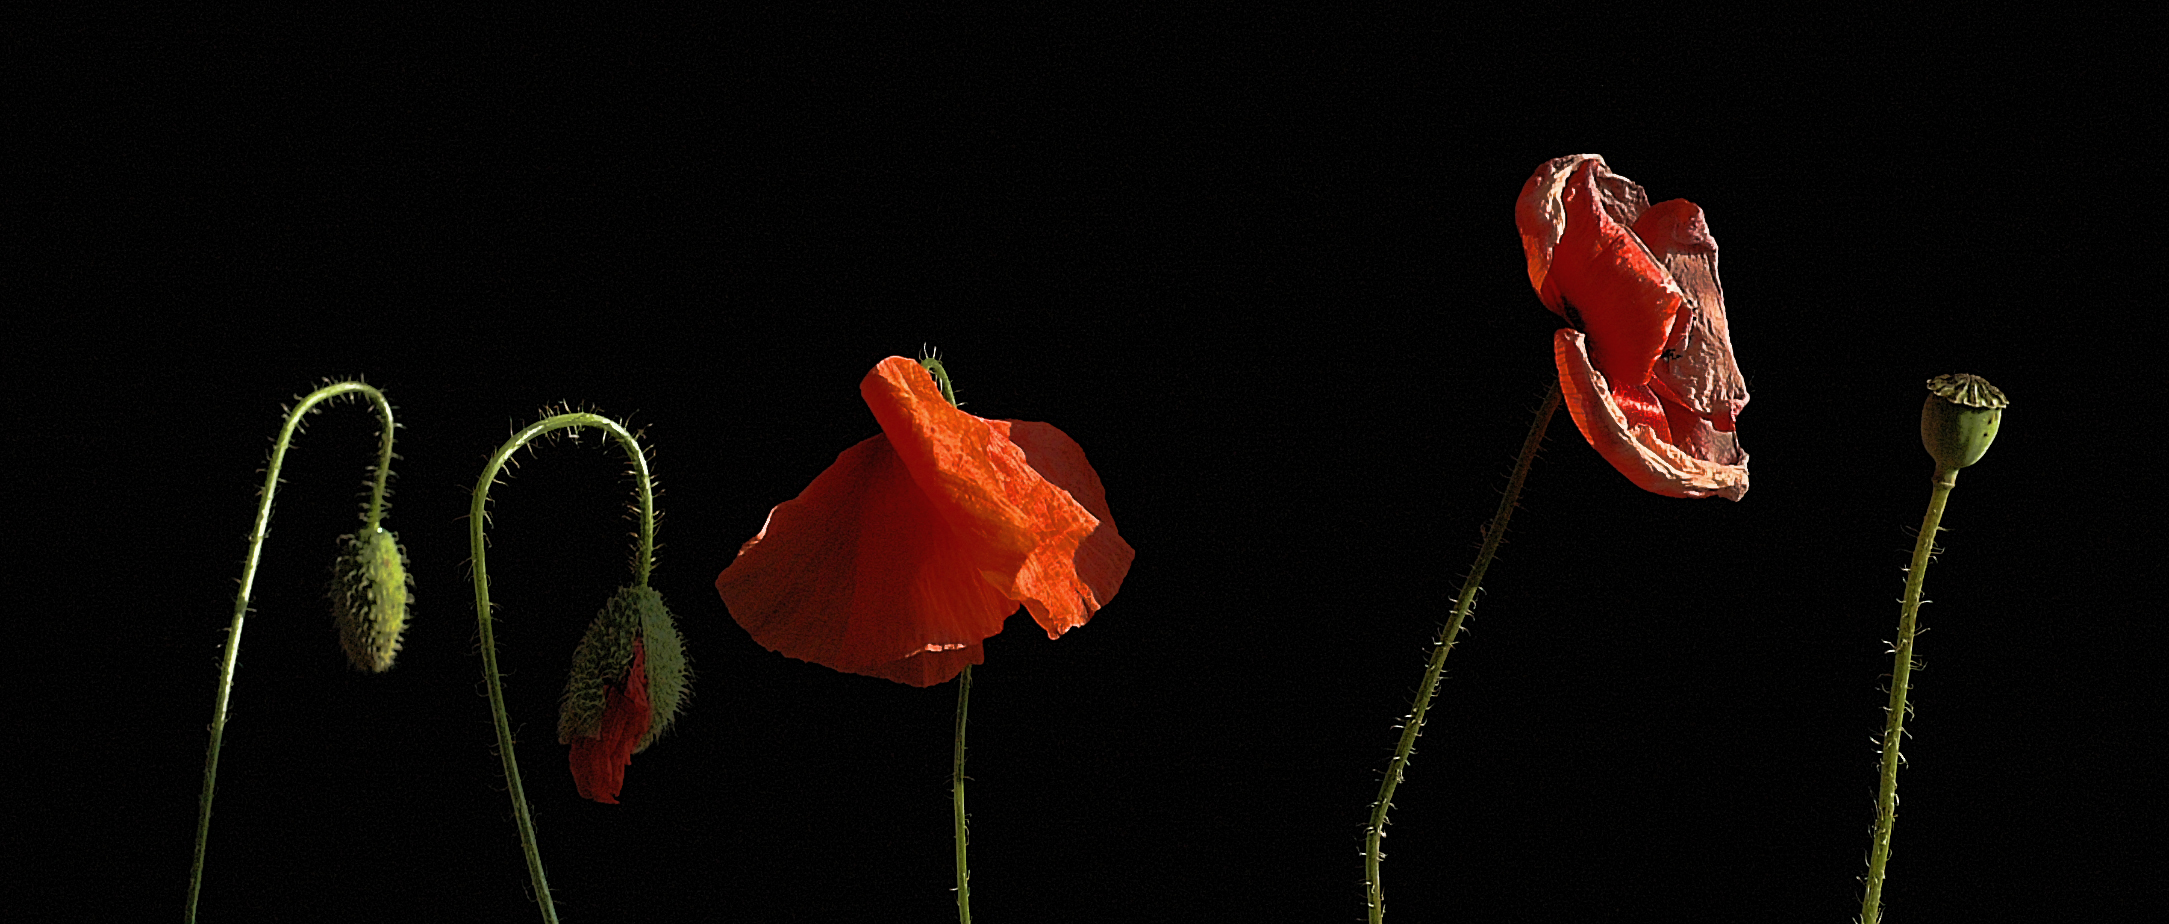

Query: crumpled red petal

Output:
[1555, 329, 1749, 501]
[1519, 155, 1751, 499]
[716, 357, 1134, 687]
[1548, 158, 1683, 389]
[569, 638, 652, 804]
[1517, 153, 1652, 320]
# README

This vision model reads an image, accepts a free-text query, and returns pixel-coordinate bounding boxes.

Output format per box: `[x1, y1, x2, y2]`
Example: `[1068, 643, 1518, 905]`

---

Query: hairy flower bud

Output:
[558, 585, 691, 803]
[329, 528, 412, 672]
[1921, 373, 2008, 471]
[561, 586, 691, 737]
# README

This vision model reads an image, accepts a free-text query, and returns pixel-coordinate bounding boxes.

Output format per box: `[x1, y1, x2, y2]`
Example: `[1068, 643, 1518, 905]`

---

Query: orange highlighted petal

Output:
[997, 420, 1136, 637]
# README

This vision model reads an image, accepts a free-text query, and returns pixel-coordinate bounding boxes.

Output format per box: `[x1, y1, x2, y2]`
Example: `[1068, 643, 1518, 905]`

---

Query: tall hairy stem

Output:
[953, 663, 974, 924]
[1365, 382, 1558, 923]
[1859, 466, 1957, 923]
[189, 381, 395, 924]
[469, 412, 657, 924]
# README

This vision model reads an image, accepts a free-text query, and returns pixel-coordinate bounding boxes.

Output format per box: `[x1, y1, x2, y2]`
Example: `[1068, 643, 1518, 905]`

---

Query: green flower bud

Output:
[559, 584, 691, 752]
[1921, 373, 2008, 471]
[330, 528, 412, 672]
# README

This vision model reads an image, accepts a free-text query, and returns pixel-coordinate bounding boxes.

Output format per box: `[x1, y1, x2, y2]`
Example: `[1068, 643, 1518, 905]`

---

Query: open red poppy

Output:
[1516, 154, 1750, 500]
[716, 356, 1135, 687]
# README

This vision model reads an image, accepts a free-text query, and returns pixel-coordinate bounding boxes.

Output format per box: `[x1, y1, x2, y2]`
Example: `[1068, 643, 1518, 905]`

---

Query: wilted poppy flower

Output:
[715, 356, 1135, 687]
[559, 584, 691, 803]
[1516, 154, 1750, 500]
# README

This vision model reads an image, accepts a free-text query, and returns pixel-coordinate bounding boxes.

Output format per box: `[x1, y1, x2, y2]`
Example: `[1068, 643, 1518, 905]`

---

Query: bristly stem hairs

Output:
[468, 409, 662, 924]
[1859, 375, 2008, 923]
[1365, 382, 1560, 924]
[189, 380, 401, 924]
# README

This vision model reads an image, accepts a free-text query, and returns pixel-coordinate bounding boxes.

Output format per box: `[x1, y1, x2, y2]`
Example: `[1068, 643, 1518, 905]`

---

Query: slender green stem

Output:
[189, 381, 394, 924]
[469, 412, 657, 924]
[953, 663, 974, 924]
[360, 387, 396, 532]
[923, 350, 975, 921]
[1365, 382, 1558, 923]
[1860, 466, 1957, 923]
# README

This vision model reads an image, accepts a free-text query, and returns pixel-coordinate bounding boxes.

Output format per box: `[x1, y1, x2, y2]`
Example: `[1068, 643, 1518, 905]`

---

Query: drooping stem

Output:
[469, 412, 658, 924]
[360, 387, 396, 532]
[1365, 381, 1558, 923]
[1859, 466, 1957, 923]
[953, 663, 974, 924]
[189, 381, 395, 924]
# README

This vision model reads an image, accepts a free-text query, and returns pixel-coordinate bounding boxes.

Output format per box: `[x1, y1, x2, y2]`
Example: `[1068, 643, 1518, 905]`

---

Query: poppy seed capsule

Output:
[1921, 373, 2008, 471]
[559, 584, 691, 752]
[330, 528, 412, 672]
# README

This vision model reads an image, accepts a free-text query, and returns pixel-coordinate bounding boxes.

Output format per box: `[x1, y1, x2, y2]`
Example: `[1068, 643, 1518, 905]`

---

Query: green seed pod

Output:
[559, 584, 691, 752]
[1921, 373, 2008, 471]
[329, 528, 413, 672]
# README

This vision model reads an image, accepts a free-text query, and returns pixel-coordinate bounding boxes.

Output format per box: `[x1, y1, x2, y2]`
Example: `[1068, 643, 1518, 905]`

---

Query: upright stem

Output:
[1365, 382, 1558, 923]
[953, 663, 974, 924]
[189, 381, 394, 924]
[1860, 466, 1958, 923]
[469, 412, 657, 924]
[924, 354, 975, 922]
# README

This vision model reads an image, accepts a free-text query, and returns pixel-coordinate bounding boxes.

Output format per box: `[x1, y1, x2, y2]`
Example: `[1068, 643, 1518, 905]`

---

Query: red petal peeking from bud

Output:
[1516, 154, 1751, 500]
[716, 357, 1135, 687]
[569, 638, 651, 804]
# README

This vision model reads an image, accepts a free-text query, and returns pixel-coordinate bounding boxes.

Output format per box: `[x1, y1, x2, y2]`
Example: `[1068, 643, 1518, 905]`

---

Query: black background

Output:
[16, 10, 2154, 922]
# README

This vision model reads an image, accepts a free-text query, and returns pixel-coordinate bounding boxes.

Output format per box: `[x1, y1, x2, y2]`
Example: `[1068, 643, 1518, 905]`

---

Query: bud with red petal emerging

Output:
[558, 584, 690, 803]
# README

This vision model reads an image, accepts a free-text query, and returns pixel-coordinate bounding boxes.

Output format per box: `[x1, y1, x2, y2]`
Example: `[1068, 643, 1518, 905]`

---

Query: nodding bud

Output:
[1922, 374, 2008, 471]
[560, 584, 691, 753]
[559, 585, 691, 803]
[330, 528, 413, 672]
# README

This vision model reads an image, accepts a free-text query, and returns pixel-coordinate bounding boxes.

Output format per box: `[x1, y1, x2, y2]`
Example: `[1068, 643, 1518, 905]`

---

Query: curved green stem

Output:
[360, 387, 396, 532]
[188, 381, 395, 924]
[469, 412, 657, 924]
[1365, 382, 1558, 923]
[1860, 466, 1957, 923]
[953, 663, 974, 924]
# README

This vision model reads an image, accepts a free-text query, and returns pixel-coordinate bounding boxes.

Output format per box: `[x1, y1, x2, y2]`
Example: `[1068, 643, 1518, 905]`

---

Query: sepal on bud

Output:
[1922, 373, 2008, 471]
[329, 528, 412, 672]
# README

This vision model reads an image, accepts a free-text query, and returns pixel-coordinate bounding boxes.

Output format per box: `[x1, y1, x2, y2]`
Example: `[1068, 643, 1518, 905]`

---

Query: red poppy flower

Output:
[567, 637, 652, 804]
[715, 356, 1135, 687]
[1516, 154, 1751, 500]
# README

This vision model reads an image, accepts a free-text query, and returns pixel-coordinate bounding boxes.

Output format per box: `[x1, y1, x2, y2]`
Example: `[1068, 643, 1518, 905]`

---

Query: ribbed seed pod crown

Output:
[1922, 373, 2009, 471]
[330, 528, 412, 672]
[559, 584, 691, 752]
